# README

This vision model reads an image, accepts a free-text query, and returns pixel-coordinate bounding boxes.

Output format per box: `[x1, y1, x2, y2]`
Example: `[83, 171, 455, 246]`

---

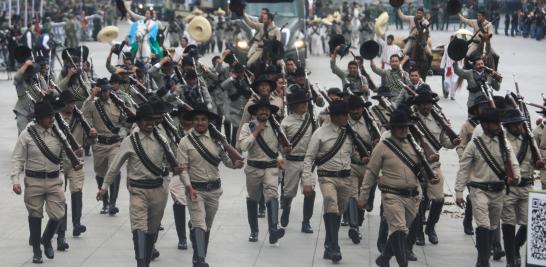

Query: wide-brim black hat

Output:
[387, 105, 414, 127]
[447, 0, 463, 15]
[328, 100, 349, 115]
[182, 105, 220, 122]
[14, 45, 32, 63]
[56, 90, 76, 106]
[127, 103, 162, 123]
[294, 68, 306, 77]
[411, 91, 439, 104]
[34, 100, 61, 118]
[360, 40, 380, 60]
[96, 77, 113, 91]
[502, 108, 526, 124]
[61, 48, 78, 62]
[447, 38, 468, 61]
[468, 94, 490, 110]
[478, 107, 502, 123]
[251, 76, 276, 91]
[170, 104, 191, 117]
[287, 90, 311, 105]
[248, 97, 280, 115]
[150, 98, 174, 114]
[348, 95, 371, 109]
[35, 55, 49, 65]
[389, 0, 404, 8]
[327, 87, 346, 97]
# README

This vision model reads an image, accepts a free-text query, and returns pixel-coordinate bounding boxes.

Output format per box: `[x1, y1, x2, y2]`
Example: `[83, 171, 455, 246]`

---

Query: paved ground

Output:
[0, 22, 544, 267]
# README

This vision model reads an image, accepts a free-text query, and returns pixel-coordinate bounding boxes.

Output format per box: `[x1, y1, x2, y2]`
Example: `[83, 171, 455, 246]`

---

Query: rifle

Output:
[350, 51, 377, 91]
[52, 124, 82, 168]
[176, 98, 244, 162]
[480, 84, 516, 187]
[513, 75, 532, 129]
[320, 90, 371, 158]
[250, 92, 292, 150]
[110, 92, 136, 117]
[152, 127, 179, 172]
[506, 94, 544, 168]
[303, 70, 318, 130]
[344, 87, 382, 142]
[398, 80, 459, 143]
[54, 113, 81, 152]
[64, 49, 90, 96]
[407, 131, 439, 184]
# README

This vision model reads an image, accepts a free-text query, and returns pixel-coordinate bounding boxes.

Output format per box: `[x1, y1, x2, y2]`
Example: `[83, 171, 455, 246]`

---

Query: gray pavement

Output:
[0, 22, 544, 267]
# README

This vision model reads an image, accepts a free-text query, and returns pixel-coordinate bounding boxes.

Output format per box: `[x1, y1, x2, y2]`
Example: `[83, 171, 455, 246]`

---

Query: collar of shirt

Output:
[193, 129, 211, 139]
[138, 130, 156, 141]
[419, 112, 433, 122]
[327, 123, 343, 133]
[349, 117, 364, 125]
[481, 134, 499, 144]
[506, 132, 523, 141]
[35, 124, 53, 136]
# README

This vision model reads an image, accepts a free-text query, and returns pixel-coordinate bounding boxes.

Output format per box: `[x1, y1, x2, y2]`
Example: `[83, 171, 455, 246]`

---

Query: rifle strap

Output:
[473, 137, 507, 181]
[372, 106, 389, 126]
[516, 137, 529, 165]
[290, 113, 312, 148]
[315, 128, 347, 166]
[130, 132, 168, 177]
[95, 100, 119, 134]
[416, 119, 443, 151]
[188, 132, 221, 167]
[383, 138, 422, 179]
[28, 126, 62, 165]
[250, 123, 278, 159]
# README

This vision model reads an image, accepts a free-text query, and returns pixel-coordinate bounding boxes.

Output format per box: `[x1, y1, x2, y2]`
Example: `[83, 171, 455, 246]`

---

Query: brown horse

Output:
[403, 22, 432, 81]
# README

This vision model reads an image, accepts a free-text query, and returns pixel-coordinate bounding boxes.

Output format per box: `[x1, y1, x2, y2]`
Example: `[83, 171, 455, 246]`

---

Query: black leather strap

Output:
[25, 170, 60, 178]
[378, 184, 419, 197]
[188, 132, 221, 167]
[95, 100, 120, 134]
[249, 122, 278, 159]
[191, 179, 221, 191]
[28, 126, 62, 165]
[416, 118, 442, 151]
[516, 137, 529, 165]
[130, 133, 168, 177]
[383, 138, 422, 179]
[290, 112, 312, 148]
[317, 169, 351, 178]
[473, 137, 506, 181]
[129, 178, 163, 189]
[315, 128, 347, 166]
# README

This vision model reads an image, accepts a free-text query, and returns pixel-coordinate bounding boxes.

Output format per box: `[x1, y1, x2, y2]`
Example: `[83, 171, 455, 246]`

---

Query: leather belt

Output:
[516, 177, 534, 187]
[247, 160, 277, 169]
[25, 170, 60, 179]
[128, 178, 163, 189]
[468, 181, 505, 192]
[317, 169, 351, 178]
[97, 135, 122, 145]
[379, 185, 419, 197]
[191, 179, 221, 191]
[286, 155, 305, 162]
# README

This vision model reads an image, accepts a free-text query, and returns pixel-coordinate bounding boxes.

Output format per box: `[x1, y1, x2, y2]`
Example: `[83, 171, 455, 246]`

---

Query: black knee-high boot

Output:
[280, 196, 292, 227]
[390, 231, 409, 267]
[476, 227, 491, 267]
[71, 191, 87, 236]
[514, 225, 527, 267]
[258, 195, 266, 218]
[42, 219, 60, 259]
[95, 176, 109, 214]
[301, 191, 315, 233]
[108, 174, 121, 215]
[463, 194, 474, 235]
[223, 120, 232, 144]
[132, 230, 147, 267]
[502, 224, 517, 267]
[29, 217, 43, 263]
[347, 198, 361, 244]
[491, 227, 505, 260]
[173, 203, 187, 249]
[377, 204, 389, 253]
[425, 200, 444, 244]
[56, 203, 69, 251]
[246, 198, 259, 242]
[266, 198, 285, 244]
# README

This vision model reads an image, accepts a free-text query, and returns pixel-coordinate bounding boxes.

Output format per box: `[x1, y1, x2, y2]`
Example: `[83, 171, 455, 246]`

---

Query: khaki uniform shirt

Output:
[102, 129, 169, 189]
[220, 76, 251, 125]
[507, 132, 533, 178]
[13, 70, 48, 117]
[82, 95, 131, 137]
[243, 13, 281, 49]
[239, 120, 280, 161]
[57, 72, 91, 103]
[177, 129, 234, 186]
[534, 123, 546, 159]
[302, 123, 355, 186]
[61, 111, 86, 146]
[416, 111, 455, 150]
[11, 123, 66, 185]
[457, 119, 479, 159]
[360, 135, 421, 200]
[281, 112, 314, 157]
[455, 133, 521, 199]
[239, 95, 284, 134]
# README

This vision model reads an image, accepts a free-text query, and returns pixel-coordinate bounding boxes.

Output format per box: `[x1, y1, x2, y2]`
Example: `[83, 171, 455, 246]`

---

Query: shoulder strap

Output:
[95, 100, 120, 134]
[250, 123, 279, 159]
[28, 126, 62, 165]
[383, 138, 421, 178]
[415, 118, 443, 151]
[473, 137, 506, 180]
[290, 113, 312, 148]
[316, 128, 347, 166]
[130, 133, 167, 177]
[188, 132, 221, 167]
[516, 137, 529, 164]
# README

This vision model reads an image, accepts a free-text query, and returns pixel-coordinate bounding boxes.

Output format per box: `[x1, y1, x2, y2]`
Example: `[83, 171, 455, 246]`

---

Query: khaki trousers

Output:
[92, 142, 121, 177]
[24, 177, 66, 220]
[64, 160, 85, 192]
[426, 166, 445, 202]
[129, 185, 168, 233]
[283, 160, 316, 198]
[501, 185, 530, 225]
[186, 187, 223, 231]
[244, 166, 279, 202]
[318, 176, 353, 214]
[469, 186, 504, 230]
[381, 192, 420, 235]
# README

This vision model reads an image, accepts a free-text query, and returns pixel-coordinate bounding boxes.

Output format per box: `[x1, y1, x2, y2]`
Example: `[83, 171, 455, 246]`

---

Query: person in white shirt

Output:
[377, 34, 401, 70]
[440, 36, 463, 100]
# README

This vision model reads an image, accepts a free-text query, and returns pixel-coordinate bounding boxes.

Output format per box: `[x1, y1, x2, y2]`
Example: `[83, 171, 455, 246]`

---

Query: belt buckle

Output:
[487, 184, 494, 191]
[206, 183, 214, 191]
[334, 170, 341, 176]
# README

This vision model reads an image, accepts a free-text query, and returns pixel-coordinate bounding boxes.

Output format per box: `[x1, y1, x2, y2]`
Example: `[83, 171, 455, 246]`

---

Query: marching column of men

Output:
[9, 19, 546, 267]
